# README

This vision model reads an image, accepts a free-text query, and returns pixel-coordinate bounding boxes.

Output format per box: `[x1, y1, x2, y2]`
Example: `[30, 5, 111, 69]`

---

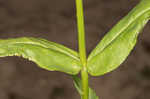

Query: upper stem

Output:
[76, 0, 87, 66]
[75, 0, 89, 99]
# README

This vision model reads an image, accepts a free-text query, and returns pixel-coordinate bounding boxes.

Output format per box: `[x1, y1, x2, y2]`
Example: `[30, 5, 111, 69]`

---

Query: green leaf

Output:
[0, 37, 82, 75]
[87, 0, 150, 76]
[89, 88, 99, 99]
[72, 76, 99, 99]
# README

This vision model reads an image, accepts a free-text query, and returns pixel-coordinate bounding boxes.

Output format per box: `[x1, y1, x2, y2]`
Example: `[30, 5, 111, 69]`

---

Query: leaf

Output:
[72, 75, 99, 99]
[87, 0, 150, 76]
[89, 88, 99, 99]
[0, 37, 82, 75]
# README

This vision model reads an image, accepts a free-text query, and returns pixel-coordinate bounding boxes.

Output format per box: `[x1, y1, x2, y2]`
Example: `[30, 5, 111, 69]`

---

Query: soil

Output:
[0, 0, 150, 99]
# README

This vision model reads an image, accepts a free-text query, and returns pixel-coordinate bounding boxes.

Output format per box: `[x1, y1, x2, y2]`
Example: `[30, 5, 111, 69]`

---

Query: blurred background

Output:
[0, 0, 149, 99]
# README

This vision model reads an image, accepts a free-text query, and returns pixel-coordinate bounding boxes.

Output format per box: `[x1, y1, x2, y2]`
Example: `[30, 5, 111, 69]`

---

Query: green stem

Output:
[81, 67, 89, 99]
[75, 0, 89, 99]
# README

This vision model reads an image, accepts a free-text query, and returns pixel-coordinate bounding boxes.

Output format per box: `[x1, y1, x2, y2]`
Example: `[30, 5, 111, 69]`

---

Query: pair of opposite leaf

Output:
[0, 0, 150, 76]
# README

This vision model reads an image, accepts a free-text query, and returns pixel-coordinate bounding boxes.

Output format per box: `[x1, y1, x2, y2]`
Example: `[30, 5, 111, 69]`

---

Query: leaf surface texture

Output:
[87, 0, 150, 76]
[0, 37, 81, 75]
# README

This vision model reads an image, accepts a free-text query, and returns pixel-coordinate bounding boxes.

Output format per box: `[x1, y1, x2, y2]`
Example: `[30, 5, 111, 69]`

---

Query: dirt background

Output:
[0, 0, 150, 99]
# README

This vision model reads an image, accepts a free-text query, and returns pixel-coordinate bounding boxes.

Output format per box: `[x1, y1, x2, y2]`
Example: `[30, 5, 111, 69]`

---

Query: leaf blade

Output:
[87, 0, 150, 76]
[0, 37, 81, 75]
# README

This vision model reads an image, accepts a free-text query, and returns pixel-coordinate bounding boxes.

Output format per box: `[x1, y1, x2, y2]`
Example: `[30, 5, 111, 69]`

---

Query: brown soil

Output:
[0, 0, 149, 99]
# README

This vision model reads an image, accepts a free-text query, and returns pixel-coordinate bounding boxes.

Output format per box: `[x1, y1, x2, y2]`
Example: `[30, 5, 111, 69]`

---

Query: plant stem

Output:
[81, 66, 89, 99]
[75, 0, 89, 99]
[76, 0, 86, 65]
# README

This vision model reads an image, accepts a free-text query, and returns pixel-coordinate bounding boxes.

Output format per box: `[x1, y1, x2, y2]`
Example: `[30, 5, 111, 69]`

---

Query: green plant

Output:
[0, 0, 150, 99]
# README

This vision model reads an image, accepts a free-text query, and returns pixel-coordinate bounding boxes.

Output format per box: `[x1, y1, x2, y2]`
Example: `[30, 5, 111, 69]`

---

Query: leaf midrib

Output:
[0, 41, 80, 61]
[88, 7, 150, 61]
